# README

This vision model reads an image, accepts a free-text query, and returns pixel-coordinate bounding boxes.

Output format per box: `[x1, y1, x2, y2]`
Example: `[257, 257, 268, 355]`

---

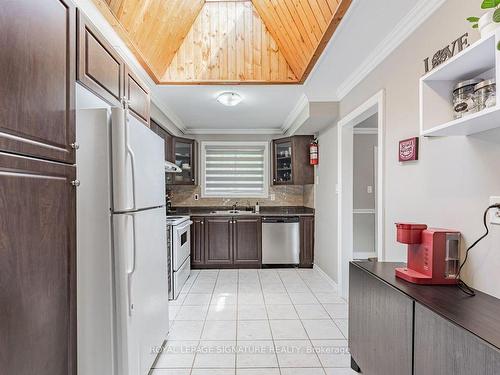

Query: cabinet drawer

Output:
[77, 10, 124, 106]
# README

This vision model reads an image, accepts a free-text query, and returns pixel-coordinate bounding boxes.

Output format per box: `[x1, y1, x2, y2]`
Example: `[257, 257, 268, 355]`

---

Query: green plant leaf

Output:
[482, 0, 496, 9]
[473, 23, 479, 28]
[467, 16, 480, 22]
[494, 8, 500, 22]
[497, 41, 500, 50]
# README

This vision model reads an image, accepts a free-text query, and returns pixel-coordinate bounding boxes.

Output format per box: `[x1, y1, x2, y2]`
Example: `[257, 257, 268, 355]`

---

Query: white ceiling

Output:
[154, 85, 304, 134]
[77, 0, 445, 135]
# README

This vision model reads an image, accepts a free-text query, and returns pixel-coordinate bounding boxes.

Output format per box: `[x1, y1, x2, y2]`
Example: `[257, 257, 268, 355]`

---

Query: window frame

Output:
[200, 141, 270, 199]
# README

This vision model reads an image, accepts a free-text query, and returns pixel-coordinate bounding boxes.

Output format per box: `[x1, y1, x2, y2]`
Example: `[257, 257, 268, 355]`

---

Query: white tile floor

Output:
[153, 268, 356, 375]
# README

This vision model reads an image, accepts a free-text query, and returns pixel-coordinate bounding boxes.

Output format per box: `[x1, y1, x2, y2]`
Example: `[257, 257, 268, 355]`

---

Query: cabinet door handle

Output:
[71, 180, 80, 187]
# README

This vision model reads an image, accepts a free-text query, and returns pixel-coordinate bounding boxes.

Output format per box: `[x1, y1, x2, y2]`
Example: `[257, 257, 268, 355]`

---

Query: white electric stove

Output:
[166, 216, 192, 300]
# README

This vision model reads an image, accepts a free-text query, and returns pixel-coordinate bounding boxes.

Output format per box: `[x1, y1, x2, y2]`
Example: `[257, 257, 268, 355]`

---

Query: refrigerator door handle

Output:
[127, 214, 137, 315]
[125, 114, 137, 211]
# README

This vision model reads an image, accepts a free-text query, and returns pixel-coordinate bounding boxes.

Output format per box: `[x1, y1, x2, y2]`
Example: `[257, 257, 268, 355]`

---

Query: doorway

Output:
[337, 90, 385, 298]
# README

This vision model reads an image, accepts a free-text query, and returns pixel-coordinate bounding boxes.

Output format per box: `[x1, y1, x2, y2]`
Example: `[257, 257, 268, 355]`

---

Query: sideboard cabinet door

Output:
[349, 263, 413, 375]
[414, 302, 500, 375]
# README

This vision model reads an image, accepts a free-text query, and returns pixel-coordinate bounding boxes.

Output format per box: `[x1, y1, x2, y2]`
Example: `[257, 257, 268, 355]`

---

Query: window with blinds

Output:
[201, 142, 269, 198]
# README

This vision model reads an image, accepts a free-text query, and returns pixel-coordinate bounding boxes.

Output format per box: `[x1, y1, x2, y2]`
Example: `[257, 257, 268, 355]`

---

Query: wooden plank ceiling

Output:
[93, 0, 352, 84]
[164, 1, 297, 83]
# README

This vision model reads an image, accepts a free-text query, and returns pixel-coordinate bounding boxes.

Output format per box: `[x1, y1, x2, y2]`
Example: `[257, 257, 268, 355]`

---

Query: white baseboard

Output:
[313, 264, 338, 289]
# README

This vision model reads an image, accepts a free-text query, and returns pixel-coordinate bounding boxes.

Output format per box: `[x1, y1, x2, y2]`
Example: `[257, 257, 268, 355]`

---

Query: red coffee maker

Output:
[395, 223, 461, 285]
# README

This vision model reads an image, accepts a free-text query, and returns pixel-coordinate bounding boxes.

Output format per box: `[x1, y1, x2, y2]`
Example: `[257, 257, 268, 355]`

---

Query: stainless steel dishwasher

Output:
[262, 216, 300, 265]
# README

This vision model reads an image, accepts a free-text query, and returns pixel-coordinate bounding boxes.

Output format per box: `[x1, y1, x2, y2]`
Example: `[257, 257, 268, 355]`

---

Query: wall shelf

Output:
[420, 31, 499, 137]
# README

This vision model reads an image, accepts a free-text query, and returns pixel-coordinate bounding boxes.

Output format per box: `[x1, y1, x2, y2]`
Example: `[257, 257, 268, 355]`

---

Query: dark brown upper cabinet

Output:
[172, 137, 196, 185]
[272, 135, 314, 185]
[0, 0, 76, 164]
[233, 217, 262, 267]
[124, 66, 151, 125]
[0, 153, 76, 375]
[77, 9, 125, 106]
[150, 119, 175, 184]
[150, 119, 174, 162]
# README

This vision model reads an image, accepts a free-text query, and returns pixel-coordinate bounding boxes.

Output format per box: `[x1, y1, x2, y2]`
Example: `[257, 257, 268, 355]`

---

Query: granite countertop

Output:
[170, 206, 315, 217]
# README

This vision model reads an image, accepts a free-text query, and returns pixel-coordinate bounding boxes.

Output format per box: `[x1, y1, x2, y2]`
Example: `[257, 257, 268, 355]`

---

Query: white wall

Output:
[353, 134, 377, 210]
[315, 124, 339, 280]
[315, 0, 500, 299]
[353, 134, 377, 256]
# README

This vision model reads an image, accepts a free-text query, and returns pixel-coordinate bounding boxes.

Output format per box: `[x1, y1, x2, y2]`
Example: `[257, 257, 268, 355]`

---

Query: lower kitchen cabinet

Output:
[191, 217, 205, 267]
[205, 217, 233, 266]
[233, 217, 262, 266]
[191, 216, 262, 268]
[300, 216, 315, 268]
[0, 153, 76, 375]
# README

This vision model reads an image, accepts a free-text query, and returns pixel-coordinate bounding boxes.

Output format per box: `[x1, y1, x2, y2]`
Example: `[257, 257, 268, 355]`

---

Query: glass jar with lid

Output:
[452, 79, 482, 119]
[474, 79, 496, 112]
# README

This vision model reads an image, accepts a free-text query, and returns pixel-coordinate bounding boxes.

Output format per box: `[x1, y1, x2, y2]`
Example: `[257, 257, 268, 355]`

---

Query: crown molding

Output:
[335, 0, 446, 100]
[281, 94, 310, 134]
[185, 128, 284, 135]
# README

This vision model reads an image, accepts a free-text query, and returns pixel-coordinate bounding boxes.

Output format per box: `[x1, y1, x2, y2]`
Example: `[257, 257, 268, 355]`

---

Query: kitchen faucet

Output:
[232, 202, 238, 211]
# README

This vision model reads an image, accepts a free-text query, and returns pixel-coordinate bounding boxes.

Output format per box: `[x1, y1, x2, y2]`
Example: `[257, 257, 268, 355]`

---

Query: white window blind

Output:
[201, 142, 269, 198]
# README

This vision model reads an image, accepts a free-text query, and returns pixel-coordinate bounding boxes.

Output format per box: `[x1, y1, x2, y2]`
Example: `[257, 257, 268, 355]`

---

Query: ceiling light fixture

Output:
[216, 92, 242, 107]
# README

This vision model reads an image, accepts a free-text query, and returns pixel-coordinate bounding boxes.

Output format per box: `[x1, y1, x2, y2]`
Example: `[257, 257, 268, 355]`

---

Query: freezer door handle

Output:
[126, 214, 137, 315]
[125, 114, 137, 211]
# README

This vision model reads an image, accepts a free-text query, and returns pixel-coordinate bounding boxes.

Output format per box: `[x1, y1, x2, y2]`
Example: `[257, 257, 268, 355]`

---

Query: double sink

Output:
[209, 209, 258, 215]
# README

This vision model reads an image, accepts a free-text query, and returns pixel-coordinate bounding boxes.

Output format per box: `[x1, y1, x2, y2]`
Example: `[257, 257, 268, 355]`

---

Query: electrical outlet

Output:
[367, 186, 373, 194]
[490, 196, 500, 225]
[194, 194, 199, 201]
[270, 193, 276, 201]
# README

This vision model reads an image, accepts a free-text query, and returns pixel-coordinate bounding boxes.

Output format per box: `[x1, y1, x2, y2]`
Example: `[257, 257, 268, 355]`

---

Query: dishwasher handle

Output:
[262, 216, 300, 224]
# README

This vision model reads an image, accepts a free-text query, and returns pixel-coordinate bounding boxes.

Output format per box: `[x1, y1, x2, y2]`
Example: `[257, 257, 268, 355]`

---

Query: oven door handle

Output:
[175, 220, 193, 233]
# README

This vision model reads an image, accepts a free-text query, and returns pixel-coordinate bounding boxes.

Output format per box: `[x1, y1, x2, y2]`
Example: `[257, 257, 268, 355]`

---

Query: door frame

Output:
[337, 90, 385, 298]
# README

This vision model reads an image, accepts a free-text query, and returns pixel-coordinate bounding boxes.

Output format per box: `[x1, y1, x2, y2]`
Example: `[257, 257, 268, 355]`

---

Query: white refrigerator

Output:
[76, 108, 169, 375]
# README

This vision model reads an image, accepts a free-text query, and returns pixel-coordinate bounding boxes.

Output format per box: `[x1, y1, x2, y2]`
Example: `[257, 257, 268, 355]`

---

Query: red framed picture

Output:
[399, 137, 419, 162]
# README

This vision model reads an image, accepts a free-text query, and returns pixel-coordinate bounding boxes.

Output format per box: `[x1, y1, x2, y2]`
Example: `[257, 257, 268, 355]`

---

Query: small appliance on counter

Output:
[166, 215, 192, 299]
[395, 223, 461, 285]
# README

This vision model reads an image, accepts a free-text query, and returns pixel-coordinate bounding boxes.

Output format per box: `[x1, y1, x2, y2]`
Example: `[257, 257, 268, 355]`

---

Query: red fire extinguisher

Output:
[309, 140, 319, 165]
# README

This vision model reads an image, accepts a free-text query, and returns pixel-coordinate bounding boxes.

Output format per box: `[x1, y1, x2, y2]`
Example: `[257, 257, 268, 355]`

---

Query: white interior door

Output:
[112, 108, 165, 212]
[113, 207, 169, 375]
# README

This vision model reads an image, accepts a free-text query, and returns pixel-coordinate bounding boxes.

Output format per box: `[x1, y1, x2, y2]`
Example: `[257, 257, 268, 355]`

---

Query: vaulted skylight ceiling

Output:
[93, 0, 352, 84]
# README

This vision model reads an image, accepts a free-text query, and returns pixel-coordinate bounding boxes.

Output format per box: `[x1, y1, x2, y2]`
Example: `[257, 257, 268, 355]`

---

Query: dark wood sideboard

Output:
[349, 261, 500, 375]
